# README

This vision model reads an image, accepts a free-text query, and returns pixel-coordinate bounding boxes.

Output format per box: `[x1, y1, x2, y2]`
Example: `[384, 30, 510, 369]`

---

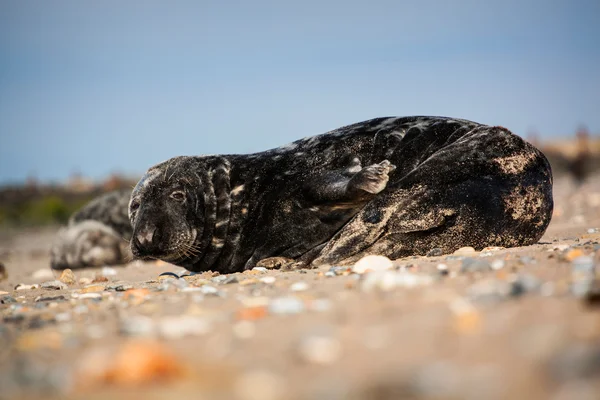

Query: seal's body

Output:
[129, 116, 553, 273]
[50, 189, 132, 269]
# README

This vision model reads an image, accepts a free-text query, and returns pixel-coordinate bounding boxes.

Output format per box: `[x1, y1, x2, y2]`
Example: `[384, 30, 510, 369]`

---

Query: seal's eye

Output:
[130, 200, 140, 212]
[170, 191, 186, 201]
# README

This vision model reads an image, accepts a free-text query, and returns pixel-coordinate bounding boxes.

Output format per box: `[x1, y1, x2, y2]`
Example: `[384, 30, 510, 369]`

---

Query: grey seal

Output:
[50, 189, 133, 269]
[128, 116, 553, 273]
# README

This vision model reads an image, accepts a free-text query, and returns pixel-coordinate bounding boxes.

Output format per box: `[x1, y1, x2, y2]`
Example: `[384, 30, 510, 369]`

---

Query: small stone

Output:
[324, 271, 336, 278]
[101, 267, 118, 277]
[450, 299, 482, 335]
[236, 306, 268, 321]
[15, 283, 40, 291]
[0, 295, 17, 304]
[260, 276, 276, 284]
[79, 293, 102, 300]
[490, 259, 505, 270]
[437, 263, 449, 276]
[58, 269, 76, 285]
[564, 248, 585, 262]
[158, 316, 211, 339]
[31, 268, 55, 280]
[35, 294, 66, 302]
[211, 275, 228, 284]
[252, 267, 268, 273]
[239, 278, 260, 286]
[583, 280, 600, 307]
[41, 280, 68, 290]
[79, 277, 93, 285]
[269, 296, 305, 315]
[508, 274, 541, 297]
[81, 285, 105, 293]
[290, 281, 309, 292]
[222, 275, 240, 285]
[92, 275, 109, 283]
[352, 255, 393, 274]
[298, 334, 342, 365]
[426, 248, 443, 257]
[0, 262, 7, 281]
[200, 285, 221, 296]
[453, 246, 477, 256]
[119, 315, 156, 337]
[107, 282, 133, 291]
[460, 258, 491, 273]
[587, 228, 600, 234]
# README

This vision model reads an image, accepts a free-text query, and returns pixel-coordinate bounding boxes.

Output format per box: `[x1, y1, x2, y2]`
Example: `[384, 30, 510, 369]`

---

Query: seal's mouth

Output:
[130, 228, 199, 264]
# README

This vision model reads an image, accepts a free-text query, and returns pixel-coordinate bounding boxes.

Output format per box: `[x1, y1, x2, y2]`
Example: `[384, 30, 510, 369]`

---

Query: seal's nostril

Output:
[136, 226, 156, 246]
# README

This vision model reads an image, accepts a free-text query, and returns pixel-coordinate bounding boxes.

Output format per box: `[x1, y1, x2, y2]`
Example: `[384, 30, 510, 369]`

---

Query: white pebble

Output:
[252, 267, 268, 273]
[158, 316, 211, 339]
[101, 267, 117, 277]
[353, 255, 393, 274]
[260, 276, 276, 284]
[31, 269, 55, 280]
[491, 259, 505, 270]
[290, 281, 309, 292]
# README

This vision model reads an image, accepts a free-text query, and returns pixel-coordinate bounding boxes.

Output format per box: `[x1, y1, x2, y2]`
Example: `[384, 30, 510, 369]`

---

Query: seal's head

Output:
[129, 157, 202, 264]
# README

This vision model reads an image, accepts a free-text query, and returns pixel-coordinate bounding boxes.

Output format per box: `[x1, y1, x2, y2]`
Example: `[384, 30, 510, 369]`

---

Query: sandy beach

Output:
[1, 175, 600, 400]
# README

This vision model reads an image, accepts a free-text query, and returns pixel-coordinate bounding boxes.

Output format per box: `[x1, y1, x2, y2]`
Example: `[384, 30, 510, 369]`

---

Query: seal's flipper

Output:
[347, 160, 396, 195]
[310, 185, 457, 266]
[306, 158, 395, 204]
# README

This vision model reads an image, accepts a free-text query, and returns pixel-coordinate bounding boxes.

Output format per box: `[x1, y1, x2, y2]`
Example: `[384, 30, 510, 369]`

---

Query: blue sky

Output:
[1, 0, 599, 184]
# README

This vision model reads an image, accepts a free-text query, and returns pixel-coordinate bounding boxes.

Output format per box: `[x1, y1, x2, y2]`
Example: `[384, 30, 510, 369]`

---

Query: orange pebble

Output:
[236, 306, 268, 321]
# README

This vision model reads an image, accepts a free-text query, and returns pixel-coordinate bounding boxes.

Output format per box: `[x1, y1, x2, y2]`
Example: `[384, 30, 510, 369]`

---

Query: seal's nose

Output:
[136, 226, 156, 246]
[132, 225, 160, 256]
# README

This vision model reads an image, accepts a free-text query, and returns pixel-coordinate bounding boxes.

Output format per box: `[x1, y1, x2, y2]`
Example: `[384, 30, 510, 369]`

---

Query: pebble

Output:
[508, 274, 541, 297]
[324, 271, 336, 278]
[252, 267, 268, 273]
[119, 315, 156, 337]
[571, 256, 596, 297]
[0, 295, 17, 304]
[31, 268, 55, 280]
[58, 269, 76, 285]
[158, 316, 211, 339]
[269, 296, 305, 315]
[81, 285, 105, 293]
[260, 276, 276, 284]
[490, 259, 505, 270]
[460, 258, 491, 273]
[101, 267, 118, 277]
[298, 334, 342, 365]
[41, 280, 68, 290]
[15, 283, 40, 291]
[107, 282, 133, 291]
[426, 248, 444, 257]
[361, 270, 433, 292]
[79, 293, 103, 300]
[453, 246, 478, 256]
[290, 281, 309, 292]
[79, 277, 93, 285]
[35, 295, 66, 303]
[352, 255, 393, 274]
[437, 263, 449, 276]
[200, 285, 221, 296]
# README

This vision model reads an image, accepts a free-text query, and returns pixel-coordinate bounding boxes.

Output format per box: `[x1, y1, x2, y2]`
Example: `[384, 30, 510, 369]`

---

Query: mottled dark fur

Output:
[129, 116, 553, 273]
[50, 189, 133, 269]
